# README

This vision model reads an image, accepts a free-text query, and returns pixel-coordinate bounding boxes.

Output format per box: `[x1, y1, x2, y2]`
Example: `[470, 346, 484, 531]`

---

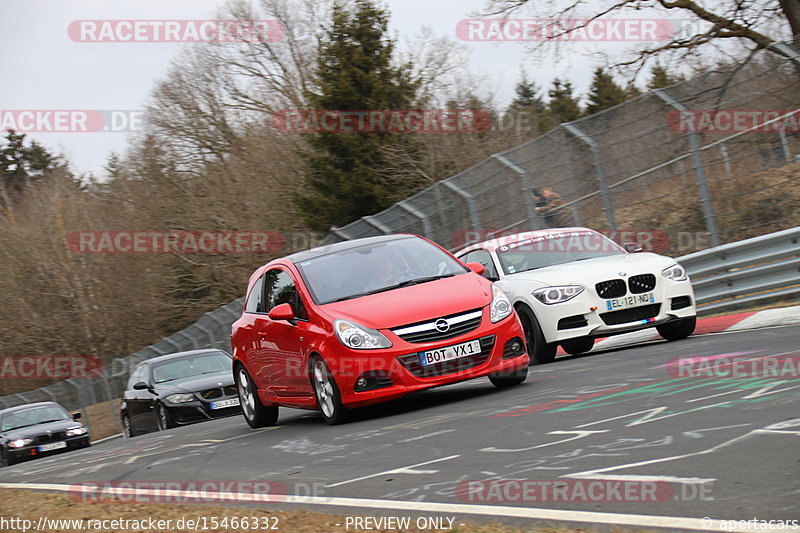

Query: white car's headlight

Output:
[490, 284, 513, 323]
[8, 438, 33, 448]
[165, 393, 195, 404]
[334, 319, 392, 349]
[66, 426, 88, 437]
[533, 285, 584, 305]
[662, 263, 688, 281]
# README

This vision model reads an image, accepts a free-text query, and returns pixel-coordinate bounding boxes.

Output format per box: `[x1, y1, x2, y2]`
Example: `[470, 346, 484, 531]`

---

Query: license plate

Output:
[605, 292, 655, 311]
[38, 441, 67, 452]
[419, 339, 481, 366]
[210, 398, 240, 410]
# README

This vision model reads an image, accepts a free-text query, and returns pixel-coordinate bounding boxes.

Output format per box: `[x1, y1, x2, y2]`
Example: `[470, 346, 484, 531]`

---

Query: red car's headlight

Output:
[334, 319, 393, 349]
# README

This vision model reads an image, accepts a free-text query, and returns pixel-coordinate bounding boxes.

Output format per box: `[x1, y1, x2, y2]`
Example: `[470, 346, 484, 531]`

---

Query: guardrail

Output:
[678, 226, 800, 315]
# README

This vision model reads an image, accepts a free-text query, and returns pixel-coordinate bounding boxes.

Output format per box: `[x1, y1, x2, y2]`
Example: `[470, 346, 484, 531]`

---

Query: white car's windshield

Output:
[296, 237, 467, 304]
[496, 231, 625, 275]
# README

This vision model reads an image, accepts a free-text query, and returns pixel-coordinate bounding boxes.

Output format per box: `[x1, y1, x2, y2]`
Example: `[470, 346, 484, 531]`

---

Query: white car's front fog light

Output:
[334, 319, 392, 349]
[662, 263, 688, 281]
[490, 284, 513, 323]
[533, 285, 584, 305]
[166, 393, 195, 404]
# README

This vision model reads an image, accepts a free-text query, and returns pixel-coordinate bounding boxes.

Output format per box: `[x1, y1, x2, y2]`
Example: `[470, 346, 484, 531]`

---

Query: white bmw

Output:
[455, 228, 697, 364]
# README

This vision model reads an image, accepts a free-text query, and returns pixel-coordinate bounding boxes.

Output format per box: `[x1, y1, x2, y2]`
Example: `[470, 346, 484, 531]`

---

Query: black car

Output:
[0, 402, 90, 466]
[120, 349, 241, 437]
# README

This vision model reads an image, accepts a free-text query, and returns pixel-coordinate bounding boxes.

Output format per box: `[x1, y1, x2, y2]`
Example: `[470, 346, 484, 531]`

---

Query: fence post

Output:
[398, 200, 433, 238]
[362, 215, 392, 234]
[654, 88, 721, 248]
[561, 123, 617, 230]
[491, 153, 543, 230]
[441, 180, 482, 231]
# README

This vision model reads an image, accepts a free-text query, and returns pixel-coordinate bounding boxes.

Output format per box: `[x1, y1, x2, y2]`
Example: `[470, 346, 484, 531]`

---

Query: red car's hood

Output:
[318, 273, 492, 329]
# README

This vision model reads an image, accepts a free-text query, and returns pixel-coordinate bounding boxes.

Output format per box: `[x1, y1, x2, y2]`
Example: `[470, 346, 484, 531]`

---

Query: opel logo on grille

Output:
[434, 319, 450, 332]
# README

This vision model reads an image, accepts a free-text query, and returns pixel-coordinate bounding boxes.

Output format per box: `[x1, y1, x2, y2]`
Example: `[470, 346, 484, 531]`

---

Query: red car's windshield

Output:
[296, 237, 467, 304]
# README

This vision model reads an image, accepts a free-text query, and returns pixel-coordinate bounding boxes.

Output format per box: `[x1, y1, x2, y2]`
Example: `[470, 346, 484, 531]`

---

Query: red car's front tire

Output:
[310, 356, 350, 425]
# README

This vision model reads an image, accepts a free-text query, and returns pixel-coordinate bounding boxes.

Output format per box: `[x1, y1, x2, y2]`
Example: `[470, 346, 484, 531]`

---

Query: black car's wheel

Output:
[657, 316, 697, 341]
[310, 356, 349, 425]
[121, 413, 133, 438]
[516, 305, 557, 365]
[489, 366, 528, 388]
[236, 366, 279, 428]
[155, 403, 174, 431]
[561, 337, 595, 355]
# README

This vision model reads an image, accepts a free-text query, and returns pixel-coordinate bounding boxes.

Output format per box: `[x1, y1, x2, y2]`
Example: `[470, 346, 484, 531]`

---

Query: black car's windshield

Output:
[496, 231, 625, 275]
[151, 352, 231, 384]
[296, 237, 467, 305]
[0, 405, 71, 432]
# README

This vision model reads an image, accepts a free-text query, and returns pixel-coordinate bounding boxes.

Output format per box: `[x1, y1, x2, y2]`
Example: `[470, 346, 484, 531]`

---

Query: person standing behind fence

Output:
[532, 186, 566, 227]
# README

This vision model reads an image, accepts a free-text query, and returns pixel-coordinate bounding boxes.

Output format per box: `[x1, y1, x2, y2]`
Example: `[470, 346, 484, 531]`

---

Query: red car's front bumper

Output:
[324, 309, 529, 409]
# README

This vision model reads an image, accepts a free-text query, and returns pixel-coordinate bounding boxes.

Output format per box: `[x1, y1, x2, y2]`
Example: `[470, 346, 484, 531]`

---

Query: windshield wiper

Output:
[331, 274, 456, 302]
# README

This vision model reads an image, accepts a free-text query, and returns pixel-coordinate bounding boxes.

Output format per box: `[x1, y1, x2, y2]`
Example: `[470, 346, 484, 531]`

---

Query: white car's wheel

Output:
[561, 337, 594, 355]
[516, 305, 557, 364]
[657, 316, 696, 341]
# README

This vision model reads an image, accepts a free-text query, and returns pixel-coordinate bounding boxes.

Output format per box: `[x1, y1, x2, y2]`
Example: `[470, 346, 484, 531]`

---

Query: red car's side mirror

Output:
[466, 262, 486, 276]
[268, 303, 295, 321]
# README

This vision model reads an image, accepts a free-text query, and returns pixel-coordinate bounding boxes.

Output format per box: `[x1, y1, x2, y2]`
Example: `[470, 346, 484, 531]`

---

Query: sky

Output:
[1, 0, 656, 176]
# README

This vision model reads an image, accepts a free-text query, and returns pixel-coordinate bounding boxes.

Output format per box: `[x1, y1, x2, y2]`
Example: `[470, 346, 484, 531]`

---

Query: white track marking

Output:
[0, 482, 762, 532]
[326, 455, 460, 488]
[398, 430, 455, 442]
[480, 430, 609, 452]
[563, 427, 800, 483]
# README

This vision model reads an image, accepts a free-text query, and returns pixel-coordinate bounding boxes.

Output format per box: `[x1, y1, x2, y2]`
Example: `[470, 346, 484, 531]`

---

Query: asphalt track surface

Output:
[2, 325, 799, 532]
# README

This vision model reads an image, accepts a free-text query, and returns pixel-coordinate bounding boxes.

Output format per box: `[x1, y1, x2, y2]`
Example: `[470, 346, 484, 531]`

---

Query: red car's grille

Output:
[396, 335, 495, 378]
[391, 309, 483, 344]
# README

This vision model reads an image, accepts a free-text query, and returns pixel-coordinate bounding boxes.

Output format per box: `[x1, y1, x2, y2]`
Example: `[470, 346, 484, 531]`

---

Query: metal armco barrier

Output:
[678, 226, 800, 314]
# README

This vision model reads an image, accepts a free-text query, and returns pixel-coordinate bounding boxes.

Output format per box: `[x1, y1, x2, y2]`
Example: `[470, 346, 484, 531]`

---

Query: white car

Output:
[455, 228, 696, 364]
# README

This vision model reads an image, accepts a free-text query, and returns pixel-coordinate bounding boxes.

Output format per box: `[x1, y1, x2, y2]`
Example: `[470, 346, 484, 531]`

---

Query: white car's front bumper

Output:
[529, 277, 696, 344]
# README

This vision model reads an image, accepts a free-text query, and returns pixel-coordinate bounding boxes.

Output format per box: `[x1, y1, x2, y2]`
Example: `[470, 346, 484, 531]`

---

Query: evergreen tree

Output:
[0, 130, 54, 195]
[293, 0, 418, 231]
[647, 62, 685, 89]
[585, 67, 629, 115]
[510, 74, 545, 113]
[546, 78, 582, 123]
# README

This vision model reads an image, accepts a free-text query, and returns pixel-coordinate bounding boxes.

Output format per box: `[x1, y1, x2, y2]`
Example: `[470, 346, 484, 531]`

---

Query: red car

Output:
[230, 234, 529, 426]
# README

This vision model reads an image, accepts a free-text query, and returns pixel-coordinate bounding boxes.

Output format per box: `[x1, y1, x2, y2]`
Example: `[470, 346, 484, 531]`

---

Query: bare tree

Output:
[479, 0, 799, 75]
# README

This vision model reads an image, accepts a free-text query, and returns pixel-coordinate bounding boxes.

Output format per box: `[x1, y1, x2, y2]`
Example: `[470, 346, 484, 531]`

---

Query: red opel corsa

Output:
[230, 234, 529, 426]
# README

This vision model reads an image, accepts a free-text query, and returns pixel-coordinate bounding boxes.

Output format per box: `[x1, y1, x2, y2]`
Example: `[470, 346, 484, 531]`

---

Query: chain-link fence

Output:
[325, 41, 800, 256]
[2, 41, 799, 430]
[0, 298, 244, 430]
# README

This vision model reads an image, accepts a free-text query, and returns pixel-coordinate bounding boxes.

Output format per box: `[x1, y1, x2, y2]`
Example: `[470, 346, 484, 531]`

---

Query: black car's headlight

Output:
[533, 285, 584, 304]
[8, 438, 33, 448]
[662, 263, 688, 281]
[165, 393, 195, 404]
[66, 426, 88, 437]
